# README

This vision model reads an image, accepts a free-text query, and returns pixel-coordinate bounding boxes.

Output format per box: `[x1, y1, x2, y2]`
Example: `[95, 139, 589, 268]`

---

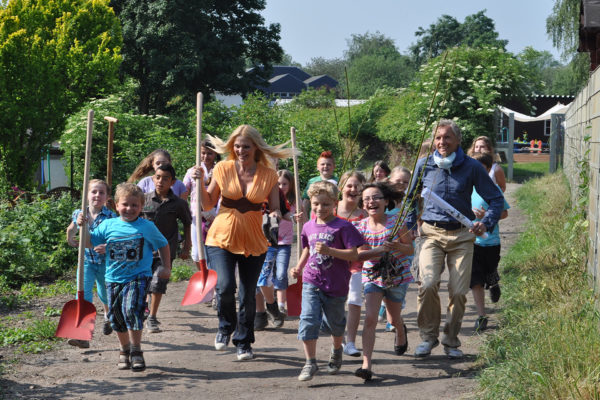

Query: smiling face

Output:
[88, 182, 108, 209]
[389, 171, 411, 193]
[117, 195, 142, 222]
[201, 146, 217, 168]
[317, 157, 335, 179]
[310, 193, 337, 223]
[362, 187, 388, 217]
[233, 136, 257, 165]
[152, 168, 174, 197]
[341, 176, 362, 203]
[152, 153, 170, 171]
[474, 139, 491, 154]
[434, 125, 460, 158]
[372, 165, 388, 182]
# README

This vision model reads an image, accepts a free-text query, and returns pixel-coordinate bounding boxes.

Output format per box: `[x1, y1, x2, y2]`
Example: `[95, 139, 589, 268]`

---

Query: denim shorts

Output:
[106, 276, 150, 333]
[257, 245, 291, 290]
[298, 283, 347, 341]
[364, 281, 409, 304]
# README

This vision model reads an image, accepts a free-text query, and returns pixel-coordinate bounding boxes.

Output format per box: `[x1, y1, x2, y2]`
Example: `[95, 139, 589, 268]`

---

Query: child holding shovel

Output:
[66, 179, 117, 348]
[79, 183, 170, 372]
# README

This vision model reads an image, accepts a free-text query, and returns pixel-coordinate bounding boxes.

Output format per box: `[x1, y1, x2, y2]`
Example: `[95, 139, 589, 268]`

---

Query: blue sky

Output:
[261, 1, 560, 65]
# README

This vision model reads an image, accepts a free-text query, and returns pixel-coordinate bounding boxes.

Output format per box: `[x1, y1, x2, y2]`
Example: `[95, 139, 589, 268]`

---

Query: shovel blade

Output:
[286, 278, 303, 317]
[55, 298, 97, 340]
[181, 260, 218, 306]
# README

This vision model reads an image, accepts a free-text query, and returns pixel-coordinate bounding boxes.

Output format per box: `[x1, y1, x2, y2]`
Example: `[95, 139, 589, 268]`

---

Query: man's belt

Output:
[423, 220, 463, 231]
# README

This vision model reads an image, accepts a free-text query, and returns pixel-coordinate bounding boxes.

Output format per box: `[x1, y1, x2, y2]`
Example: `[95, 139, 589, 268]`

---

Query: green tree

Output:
[304, 56, 346, 83]
[377, 46, 530, 149]
[410, 10, 507, 66]
[111, 0, 283, 114]
[0, 0, 122, 191]
[546, 0, 580, 59]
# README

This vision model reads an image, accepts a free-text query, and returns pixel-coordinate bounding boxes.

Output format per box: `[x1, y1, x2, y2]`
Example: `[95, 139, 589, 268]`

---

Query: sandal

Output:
[394, 324, 408, 355]
[130, 350, 146, 372]
[354, 367, 373, 381]
[118, 350, 131, 370]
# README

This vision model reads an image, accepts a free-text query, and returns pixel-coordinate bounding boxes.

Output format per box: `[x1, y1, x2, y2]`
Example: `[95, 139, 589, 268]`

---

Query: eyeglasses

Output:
[362, 196, 384, 202]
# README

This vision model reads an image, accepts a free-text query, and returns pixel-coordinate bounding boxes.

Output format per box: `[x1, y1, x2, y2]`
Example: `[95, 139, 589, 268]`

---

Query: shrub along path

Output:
[0, 183, 525, 399]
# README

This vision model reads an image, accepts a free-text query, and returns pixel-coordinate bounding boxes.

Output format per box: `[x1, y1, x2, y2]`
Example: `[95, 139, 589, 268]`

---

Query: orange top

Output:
[205, 160, 278, 256]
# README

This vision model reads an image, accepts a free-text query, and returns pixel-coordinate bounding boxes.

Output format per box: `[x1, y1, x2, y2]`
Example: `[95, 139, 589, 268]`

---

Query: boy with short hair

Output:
[142, 164, 192, 332]
[291, 180, 365, 382]
[301, 151, 338, 220]
[85, 183, 170, 372]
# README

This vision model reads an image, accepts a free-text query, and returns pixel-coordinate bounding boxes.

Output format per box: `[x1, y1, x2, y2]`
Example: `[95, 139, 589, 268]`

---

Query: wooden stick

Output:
[103, 116, 118, 190]
[290, 127, 302, 264]
[78, 110, 94, 293]
[195, 93, 205, 263]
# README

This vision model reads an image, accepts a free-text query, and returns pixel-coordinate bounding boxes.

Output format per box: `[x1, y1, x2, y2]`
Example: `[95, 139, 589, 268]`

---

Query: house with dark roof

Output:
[248, 65, 338, 99]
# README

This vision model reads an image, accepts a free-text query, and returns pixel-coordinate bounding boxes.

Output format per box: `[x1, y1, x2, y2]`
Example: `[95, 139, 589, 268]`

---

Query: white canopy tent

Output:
[498, 102, 571, 122]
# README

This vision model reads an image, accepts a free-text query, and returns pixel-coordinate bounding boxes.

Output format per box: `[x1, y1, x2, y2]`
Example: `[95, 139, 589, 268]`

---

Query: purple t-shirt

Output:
[301, 217, 365, 297]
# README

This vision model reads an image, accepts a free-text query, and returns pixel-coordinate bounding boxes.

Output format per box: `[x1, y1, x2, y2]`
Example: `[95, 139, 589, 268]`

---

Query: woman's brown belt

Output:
[220, 196, 262, 213]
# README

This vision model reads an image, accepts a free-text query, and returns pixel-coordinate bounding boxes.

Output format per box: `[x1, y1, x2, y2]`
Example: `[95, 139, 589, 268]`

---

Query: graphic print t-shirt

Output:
[301, 217, 365, 297]
[90, 217, 168, 283]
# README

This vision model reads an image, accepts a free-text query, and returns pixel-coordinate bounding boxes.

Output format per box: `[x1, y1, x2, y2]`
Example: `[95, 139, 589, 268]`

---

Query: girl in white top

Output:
[468, 136, 507, 192]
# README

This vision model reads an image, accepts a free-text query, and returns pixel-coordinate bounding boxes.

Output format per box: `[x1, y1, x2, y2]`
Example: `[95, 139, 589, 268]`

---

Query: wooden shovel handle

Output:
[290, 127, 302, 264]
[78, 110, 94, 292]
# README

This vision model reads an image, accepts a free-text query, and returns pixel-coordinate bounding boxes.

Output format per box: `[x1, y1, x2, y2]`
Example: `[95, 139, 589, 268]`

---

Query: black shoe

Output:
[254, 311, 268, 331]
[475, 316, 489, 332]
[489, 284, 501, 303]
[214, 332, 230, 351]
[103, 320, 113, 335]
[394, 324, 408, 355]
[266, 302, 285, 328]
[354, 367, 372, 381]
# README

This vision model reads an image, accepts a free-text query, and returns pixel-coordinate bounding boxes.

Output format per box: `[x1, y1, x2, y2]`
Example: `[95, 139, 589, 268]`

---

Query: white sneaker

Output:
[414, 339, 439, 357]
[343, 342, 361, 357]
[443, 346, 464, 359]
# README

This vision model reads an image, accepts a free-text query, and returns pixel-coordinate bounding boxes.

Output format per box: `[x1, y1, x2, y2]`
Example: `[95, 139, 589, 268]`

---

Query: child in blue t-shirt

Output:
[81, 183, 169, 372]
[66, 179, 117, 349]
[291, 180, 364, 382]
[469, 152, 510, 332]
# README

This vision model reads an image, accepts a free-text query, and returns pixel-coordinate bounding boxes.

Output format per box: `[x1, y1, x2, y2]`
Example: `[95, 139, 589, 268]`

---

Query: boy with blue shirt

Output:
[81, 183, 170, 372]
[469, 152, 510, 332]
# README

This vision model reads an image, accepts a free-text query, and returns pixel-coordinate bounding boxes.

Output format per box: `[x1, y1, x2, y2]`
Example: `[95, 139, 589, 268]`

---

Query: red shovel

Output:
[56, 110, 97, 340]
[181, 92, 218, 306]
[286, 127, 303, 317]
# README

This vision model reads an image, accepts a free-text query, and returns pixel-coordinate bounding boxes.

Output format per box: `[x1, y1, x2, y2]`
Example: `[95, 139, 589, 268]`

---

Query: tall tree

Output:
[0, 0, 122, 190]
[410, 10, 507, 66]
[546, 0, 580, 59]
[111, 0, 283, 114]
[304, 56, 346, 83]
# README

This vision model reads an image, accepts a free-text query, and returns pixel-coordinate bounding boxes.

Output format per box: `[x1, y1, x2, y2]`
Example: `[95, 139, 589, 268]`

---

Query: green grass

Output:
[0, 313, 59, 353]
[170, 259, 195, 282]
[501, 162, 549, 183]
[476, 173, 600, 399]
[0, 278, 75, 310]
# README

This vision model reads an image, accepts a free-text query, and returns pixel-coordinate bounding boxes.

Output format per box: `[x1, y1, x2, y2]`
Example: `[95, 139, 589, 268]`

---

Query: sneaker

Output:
[211, 297, 217, 310]
[130, 350, 146, 372]
[278, 305, 287, 316]
[236, 344, 254, 361]
[266, 302, 285, 328]
[146, 316, 161, 333]
[414, 339, 439, 357]
[489, 284, 501, 303]
[254, 311, 268, 331]
[326, 346, 343, 374]
[67, 339, 90, 349]
[103, 320, 113, 336]
[298, 363, 318, 381]
[214, 332, 230, 351]
[443, 346, 464, 359]
[385, 322, 396, 332]
[378, 304, 386, 322]
[474, 316, 489, 332]
[343, 342, 361, 357]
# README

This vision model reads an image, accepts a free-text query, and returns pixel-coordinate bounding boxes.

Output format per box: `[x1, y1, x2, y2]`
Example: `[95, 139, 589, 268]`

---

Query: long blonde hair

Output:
[467, 136, 495, 156]
[207, 125, 297, 169]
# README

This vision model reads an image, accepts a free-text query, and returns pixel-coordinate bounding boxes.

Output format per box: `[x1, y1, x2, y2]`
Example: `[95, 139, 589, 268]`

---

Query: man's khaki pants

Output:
[417, 223, 475, 348]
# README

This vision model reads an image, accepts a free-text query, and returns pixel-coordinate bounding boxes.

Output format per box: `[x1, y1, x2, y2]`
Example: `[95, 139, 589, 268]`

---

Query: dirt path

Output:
[1, 183, 525, 400]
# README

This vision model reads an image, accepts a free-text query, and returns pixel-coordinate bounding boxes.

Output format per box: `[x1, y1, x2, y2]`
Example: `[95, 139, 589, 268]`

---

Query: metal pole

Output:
[549, 114, 559, 173]
[104, 116, 118, 190]
[507, 113, 514, 181]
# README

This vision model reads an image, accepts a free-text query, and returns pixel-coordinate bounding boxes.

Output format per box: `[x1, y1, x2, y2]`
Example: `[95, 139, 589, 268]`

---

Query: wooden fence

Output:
[564, 67, 600, 291]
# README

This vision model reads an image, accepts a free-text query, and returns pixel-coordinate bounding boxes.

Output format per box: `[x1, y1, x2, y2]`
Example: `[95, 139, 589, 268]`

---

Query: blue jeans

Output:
[257, 245, 291, 289]
[206, 246, 266, 347]
[76, 262, 107, 305]
[298, 283, 347, 341]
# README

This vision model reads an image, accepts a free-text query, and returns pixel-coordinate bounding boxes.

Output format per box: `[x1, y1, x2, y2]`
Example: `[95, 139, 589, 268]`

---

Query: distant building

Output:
[248, 65, 338, 99]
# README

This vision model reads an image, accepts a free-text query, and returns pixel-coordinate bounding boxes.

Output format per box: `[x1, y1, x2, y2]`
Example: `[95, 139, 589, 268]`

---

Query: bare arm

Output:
[290, 247, 310, 279]
[66, 222, 78, 248]
[180, 223, 191, 260]
[267, 183, 282, 220]
[495, 166, 507, 192]
[156, 245, 171, 279]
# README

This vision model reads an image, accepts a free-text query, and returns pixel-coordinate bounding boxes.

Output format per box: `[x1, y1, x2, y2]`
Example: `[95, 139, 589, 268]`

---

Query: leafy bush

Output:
[0, 194, 79, 287]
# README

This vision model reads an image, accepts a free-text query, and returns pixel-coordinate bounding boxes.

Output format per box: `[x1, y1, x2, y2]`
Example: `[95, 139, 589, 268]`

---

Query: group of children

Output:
[65, 141, 509, 381]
